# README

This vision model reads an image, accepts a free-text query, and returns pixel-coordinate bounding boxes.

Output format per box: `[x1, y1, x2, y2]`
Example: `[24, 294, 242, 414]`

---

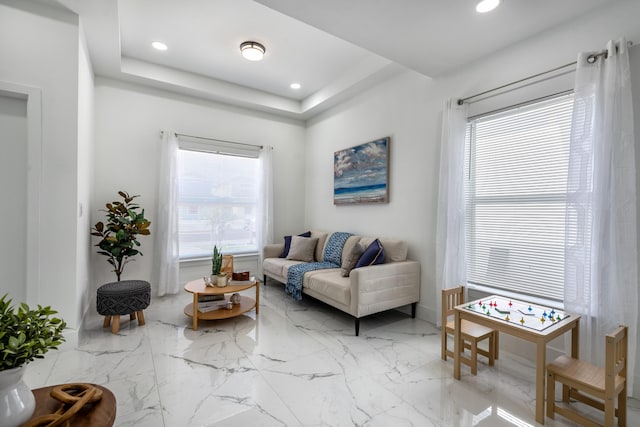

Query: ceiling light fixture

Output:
[240, 41, 266, 61]
[290, 83, 301, 90]
[152, 41, 168, 51]
[476, 0, 500, 13]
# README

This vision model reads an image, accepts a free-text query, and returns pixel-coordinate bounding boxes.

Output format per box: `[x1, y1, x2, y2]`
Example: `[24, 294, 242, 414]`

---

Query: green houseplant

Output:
[0, 294, 66, 425]
[91, 191, 151, 281]
[211, 245, 223, 276]
[0, 294, 66, 371]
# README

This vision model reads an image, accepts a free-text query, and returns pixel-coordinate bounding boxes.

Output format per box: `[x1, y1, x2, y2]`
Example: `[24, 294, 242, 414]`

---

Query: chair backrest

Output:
[221, 255, 234, 277]
[441, 286, 465, 326]
[605, 325, 628, 389]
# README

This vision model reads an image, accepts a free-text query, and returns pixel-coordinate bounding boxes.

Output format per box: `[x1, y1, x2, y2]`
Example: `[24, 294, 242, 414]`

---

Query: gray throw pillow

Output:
[286, 236, 319, 262]
[341, 242, 365, 277]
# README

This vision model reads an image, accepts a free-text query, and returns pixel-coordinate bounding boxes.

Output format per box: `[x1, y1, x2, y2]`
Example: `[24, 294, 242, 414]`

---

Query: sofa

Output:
[262, 230, 420, 335]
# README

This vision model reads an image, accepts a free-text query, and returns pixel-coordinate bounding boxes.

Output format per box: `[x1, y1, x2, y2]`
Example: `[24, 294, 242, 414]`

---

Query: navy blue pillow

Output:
[279, 231, 311, 258]
[355, 239, 385, 268]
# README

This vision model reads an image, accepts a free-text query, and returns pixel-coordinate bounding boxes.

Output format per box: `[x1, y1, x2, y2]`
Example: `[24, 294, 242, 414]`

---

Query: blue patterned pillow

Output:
[355, 239, 385, 268]
[279, 231, 311, 258]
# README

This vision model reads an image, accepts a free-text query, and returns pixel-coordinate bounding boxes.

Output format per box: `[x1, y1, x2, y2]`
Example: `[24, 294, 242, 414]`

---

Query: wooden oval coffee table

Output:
[183, 278, 259, 330]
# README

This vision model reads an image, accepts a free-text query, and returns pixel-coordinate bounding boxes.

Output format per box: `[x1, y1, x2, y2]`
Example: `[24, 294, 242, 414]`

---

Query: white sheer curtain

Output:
[564, 39, 637, 394]
[152, 131, 180, 296]
[436, 99, 469, 317]
[257, 145, 274, 277]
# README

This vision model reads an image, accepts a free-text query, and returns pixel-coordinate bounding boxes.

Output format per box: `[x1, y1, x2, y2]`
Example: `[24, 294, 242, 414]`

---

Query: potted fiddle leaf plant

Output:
[0, 294, 66, 426]
[91, 191, 151, 281]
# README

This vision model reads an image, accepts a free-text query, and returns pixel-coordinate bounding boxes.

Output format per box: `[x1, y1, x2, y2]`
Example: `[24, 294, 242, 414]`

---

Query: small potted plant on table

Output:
[211, 245, 227, 287]
[0, 294, 66, 426]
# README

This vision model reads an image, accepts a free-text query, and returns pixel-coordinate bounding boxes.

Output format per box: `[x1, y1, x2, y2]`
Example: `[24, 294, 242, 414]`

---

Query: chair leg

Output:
[441, 331, 448, 361]
[604, 394, 615, 427]
[546, 371, 555, 419]
[103, 316, 111, 328]
[263, 275, 267, 286]
[111, 316, 120, 334]
[137, 310, 146, 326]
[470, 342, 478, 375]
[411, 302, 416, 318]
[619, 386, 627, 426]
[355, 318, 360, 336]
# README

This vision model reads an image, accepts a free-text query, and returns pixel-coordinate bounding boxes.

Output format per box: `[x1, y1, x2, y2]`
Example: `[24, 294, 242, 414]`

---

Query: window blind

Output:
[464, 93, 574, 301]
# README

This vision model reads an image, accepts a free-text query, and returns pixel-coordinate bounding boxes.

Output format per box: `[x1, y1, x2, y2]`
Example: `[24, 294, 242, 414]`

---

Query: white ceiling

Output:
[58, 0, 612, 120]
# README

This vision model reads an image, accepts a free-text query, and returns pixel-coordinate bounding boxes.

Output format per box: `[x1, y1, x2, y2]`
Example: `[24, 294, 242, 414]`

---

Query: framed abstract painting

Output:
[334, 137, 389, 205]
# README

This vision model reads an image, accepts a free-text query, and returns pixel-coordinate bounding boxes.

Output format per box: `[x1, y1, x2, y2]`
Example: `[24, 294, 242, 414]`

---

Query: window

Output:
[177, 143, 259, 259]
[464, 93, 574, 301]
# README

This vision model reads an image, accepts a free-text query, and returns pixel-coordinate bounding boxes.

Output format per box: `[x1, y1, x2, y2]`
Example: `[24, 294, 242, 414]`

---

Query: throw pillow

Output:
[355, 238, 386, 268]
[286, 236, 319, 262]
[341, 241, 365, 277]
[279, 231, 311, 258]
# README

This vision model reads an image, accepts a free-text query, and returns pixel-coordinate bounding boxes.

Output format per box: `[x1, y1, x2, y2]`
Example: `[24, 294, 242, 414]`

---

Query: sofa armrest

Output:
[263, 243, 284, 259]
[349, 260, 421, 317]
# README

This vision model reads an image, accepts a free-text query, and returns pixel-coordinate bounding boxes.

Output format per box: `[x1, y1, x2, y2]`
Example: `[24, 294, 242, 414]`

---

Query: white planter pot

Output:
[0, 366, 35, 427]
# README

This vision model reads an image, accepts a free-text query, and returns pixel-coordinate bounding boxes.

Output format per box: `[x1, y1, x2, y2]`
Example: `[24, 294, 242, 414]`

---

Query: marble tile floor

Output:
[25, 281, 639, 427]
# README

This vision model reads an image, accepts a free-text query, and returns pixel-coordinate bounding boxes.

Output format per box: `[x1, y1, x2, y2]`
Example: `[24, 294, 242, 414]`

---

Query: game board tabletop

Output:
[460, 296, 571, 331]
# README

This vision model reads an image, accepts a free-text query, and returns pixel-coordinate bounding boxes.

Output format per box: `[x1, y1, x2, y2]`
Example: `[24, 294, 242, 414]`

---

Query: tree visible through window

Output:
[177, 149, 258, 259]
[464, 93, 574, 301]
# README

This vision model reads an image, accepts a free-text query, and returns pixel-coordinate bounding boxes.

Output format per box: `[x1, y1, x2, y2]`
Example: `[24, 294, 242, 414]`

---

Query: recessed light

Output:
[240, 41, 266, 61]
[152, 41, 168, 51]
[290, 83, 301, 90]
[476, 0, 500, 13]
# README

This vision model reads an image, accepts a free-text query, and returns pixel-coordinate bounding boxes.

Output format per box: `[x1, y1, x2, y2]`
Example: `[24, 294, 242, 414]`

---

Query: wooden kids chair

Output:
[441, 286, 499, 375]
[546, 325, 628, 427]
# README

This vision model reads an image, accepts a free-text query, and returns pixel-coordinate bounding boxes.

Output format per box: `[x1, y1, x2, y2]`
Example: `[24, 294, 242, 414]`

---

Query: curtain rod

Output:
[174, 132, 263, 149]
[457, 41, 633, 106]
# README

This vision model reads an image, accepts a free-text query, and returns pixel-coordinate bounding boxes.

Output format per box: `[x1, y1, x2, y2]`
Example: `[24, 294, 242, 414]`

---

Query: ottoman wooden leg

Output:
[136, 310, 146, 326]
[130, 313, 136, 321]
[111, 316, 120, 334]
[103, 316, 112, 328]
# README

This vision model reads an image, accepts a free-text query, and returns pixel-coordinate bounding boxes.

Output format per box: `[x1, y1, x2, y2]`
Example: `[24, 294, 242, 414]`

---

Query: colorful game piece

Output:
[508, 300, 512, 307]
[556, 315, 561, 321]
[550, 309, 556, 316]
[520, 317, 525, 325]
[543, 311, 548, 318]
[505, 315, 510, 322]
[540, 316, 545, 323]
[479, 301, 482, 306]
[550, 316, 556, 322]
[528, 305, 533, 312]
[482, 304, 486, 310]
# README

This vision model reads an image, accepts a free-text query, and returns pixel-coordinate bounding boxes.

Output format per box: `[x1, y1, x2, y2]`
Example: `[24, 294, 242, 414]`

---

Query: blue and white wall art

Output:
[334, 137, 389, 205]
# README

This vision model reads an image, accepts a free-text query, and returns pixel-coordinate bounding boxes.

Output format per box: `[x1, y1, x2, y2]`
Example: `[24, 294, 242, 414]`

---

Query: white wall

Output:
[0, 1, 82, 329]
[0, 94, 27, 301]
[305, 0, 640, 395]
[93, 79, 306, 292]
[75, 22, 95, 327]
[305, 0, 640, 323]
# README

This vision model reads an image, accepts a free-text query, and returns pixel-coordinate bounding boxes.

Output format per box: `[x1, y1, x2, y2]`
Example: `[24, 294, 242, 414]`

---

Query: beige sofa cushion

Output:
[359, 237, 408, 262]
[304, 270, 350, 306]
[263, 258, 304, 279]
[341, 240, 364, 277]
[310, 230, 329, 261]
[286, 236, 318, 262]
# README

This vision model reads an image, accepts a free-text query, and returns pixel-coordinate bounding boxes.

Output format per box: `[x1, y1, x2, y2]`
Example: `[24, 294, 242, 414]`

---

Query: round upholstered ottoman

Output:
[97, 280, 151, 334]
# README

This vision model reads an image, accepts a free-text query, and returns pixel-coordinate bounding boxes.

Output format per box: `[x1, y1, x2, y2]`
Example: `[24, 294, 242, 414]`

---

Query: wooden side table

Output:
[184, 278, 259, 330]
[22, 384, 116, 427]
